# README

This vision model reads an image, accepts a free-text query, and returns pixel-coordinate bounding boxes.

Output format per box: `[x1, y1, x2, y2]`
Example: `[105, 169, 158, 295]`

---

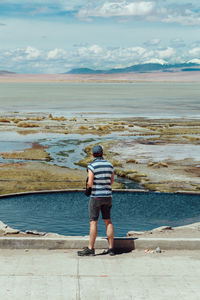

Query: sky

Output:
[0, 0, 200, 73]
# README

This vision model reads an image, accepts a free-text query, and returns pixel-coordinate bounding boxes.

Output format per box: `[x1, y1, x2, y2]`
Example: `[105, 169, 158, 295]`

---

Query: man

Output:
[77, 145, 115, 256]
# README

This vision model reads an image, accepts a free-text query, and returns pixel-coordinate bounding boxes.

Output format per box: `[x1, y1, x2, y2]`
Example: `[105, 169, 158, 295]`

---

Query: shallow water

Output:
[0, 131, 143, 188]
[0, 82, 200, 118]
[0, 131, 147, 168]
[0, 191, 199, 236]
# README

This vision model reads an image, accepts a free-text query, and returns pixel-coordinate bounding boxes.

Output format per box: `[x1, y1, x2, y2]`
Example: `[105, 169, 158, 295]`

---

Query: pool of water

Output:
[0, 192, 199, 237]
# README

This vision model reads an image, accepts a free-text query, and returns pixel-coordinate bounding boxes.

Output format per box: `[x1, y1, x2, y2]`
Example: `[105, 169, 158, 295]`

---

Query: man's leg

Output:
[104, 219, 114, 249]
[88, 220, 98, 250]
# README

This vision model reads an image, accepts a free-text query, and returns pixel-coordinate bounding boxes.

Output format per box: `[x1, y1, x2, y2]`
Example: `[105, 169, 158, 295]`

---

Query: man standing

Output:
[77, 145, 115, 256]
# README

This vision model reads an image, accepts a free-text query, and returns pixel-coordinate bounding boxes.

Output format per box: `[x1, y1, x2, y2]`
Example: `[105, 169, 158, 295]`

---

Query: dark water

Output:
[0, 192, 199, 237]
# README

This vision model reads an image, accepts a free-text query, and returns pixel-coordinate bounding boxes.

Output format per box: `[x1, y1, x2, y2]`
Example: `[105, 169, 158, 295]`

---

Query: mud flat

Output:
[76, 118, 200, 193]
[0, 114, 200, 194]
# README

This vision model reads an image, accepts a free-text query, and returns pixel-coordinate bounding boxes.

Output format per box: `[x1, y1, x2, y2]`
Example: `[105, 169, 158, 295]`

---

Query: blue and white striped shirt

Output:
[88, 157, 114, 198]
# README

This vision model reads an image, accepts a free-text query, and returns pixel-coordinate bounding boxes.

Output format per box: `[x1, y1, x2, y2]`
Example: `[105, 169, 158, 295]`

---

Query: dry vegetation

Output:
[0, 162, 86, 195]
[1, 148, 51, 161]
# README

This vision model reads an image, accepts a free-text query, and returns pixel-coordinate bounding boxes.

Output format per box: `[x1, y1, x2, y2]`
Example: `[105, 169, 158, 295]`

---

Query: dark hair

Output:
[93, 152, 103, 157]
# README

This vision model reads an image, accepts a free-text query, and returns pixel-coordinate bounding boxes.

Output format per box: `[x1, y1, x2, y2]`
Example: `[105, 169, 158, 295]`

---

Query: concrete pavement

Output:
[0, 249, 200, 300]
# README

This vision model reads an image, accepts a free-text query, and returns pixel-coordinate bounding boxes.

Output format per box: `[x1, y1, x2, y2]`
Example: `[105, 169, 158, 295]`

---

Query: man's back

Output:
[88, 157, 114, 198]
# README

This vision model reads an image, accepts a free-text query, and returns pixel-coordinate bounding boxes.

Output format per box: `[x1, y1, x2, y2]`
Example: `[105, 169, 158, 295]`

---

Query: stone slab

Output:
[0, 237, 200, 250]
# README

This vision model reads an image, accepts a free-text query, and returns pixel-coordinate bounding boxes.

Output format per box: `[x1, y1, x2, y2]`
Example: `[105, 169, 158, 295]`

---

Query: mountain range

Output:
[0, 70, 16, 75]
[67, 62, 200, 74]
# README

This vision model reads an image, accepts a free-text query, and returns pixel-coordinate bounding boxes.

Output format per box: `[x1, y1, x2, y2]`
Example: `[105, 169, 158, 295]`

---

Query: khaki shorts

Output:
[89, 197, 112, 221]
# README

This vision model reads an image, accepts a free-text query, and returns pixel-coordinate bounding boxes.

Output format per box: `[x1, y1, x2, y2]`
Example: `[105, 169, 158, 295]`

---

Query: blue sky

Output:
[0, 0, 200, 73]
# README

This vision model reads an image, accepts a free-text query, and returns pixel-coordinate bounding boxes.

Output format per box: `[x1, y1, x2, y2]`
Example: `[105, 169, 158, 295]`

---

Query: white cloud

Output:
[2, 0, 200, 26]
[187, 58, 200, 64]
[78, 45, 104, 57]
[157, 47, 175, 59]
[74, 1, 200, 26]
[0, 43, 199, 73]
[77, 1, 155, 18]
[25, 46, 41, 60]
[163, 13, 200, 26]
[189, 47, 200, 56]
[88, 45, 103, 55]
[144, 58, 167, 65]
[47, 48, 67, 59]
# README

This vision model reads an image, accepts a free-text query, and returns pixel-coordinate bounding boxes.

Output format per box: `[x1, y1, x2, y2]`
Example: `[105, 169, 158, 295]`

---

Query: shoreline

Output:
[1, 72, 200, 83]
[1, 216, 200, 239]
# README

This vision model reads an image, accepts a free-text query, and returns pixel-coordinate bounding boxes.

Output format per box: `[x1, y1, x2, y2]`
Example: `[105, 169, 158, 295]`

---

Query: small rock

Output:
[151, 226, 172, 233]
[0, 220, 21, 234]
[127, 231, 145, 236]
[0, 220, 8, 230]
[25, 230, 46, 236]
[156, 247, 161, 253]
[4, 228, 20, 234]
[44, 233, 66, 238]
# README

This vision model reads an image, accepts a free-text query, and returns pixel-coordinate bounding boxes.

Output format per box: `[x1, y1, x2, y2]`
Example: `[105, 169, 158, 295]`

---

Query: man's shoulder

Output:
[89, 159, 113, 168]
[104, 160, 113, 168]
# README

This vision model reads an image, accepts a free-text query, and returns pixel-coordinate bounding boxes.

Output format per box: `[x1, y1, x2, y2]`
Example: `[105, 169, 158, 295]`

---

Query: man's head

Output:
[92, 145, 103, 157]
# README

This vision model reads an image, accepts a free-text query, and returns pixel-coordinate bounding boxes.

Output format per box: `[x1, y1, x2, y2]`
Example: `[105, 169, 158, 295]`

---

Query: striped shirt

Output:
[88, 157, 114, 198]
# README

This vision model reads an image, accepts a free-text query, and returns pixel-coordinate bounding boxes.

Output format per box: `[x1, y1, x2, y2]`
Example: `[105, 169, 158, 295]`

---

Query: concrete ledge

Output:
[1, 189, 199, 199]
[0, 237, 200, 250]
[135, 238, 200, 250]
[0, 237, 108, 250]
[0, 189, 149, 199]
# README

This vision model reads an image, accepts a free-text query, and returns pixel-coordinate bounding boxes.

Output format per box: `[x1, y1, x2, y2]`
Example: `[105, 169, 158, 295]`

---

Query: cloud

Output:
[77, 1, 155, 19]
[0, 22, 6, 26]
[1, 0, 200, 27]
[187, 58, 200, 64]
[76, 1, 200, 26]
[144, 39, 161, 47]
[0, 43, 199, 73]
[25, 46, 42, 60]
[189, 47, 200, 56]
[170, 38, 186, 48]
[78, 45, 104, 56]
[47, 48, 67, 60]
[162, 12, 200, 26]
[144, 58, 167, 65]
[157, 47, 175, 59]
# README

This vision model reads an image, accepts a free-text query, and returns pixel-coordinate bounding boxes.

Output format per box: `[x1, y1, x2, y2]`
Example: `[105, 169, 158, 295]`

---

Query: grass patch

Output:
[17, 122, 40, 128]
[1, 148, 51, 161]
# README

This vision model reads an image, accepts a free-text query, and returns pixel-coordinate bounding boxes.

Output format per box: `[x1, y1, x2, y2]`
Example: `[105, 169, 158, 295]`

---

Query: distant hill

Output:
[67, 63, 200, 74]
[0, 70, 16, 75]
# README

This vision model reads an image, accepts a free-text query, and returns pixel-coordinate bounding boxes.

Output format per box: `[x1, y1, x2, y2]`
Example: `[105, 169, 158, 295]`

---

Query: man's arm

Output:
[111, 172, 114, 185]
[87, 169, 94, 188]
